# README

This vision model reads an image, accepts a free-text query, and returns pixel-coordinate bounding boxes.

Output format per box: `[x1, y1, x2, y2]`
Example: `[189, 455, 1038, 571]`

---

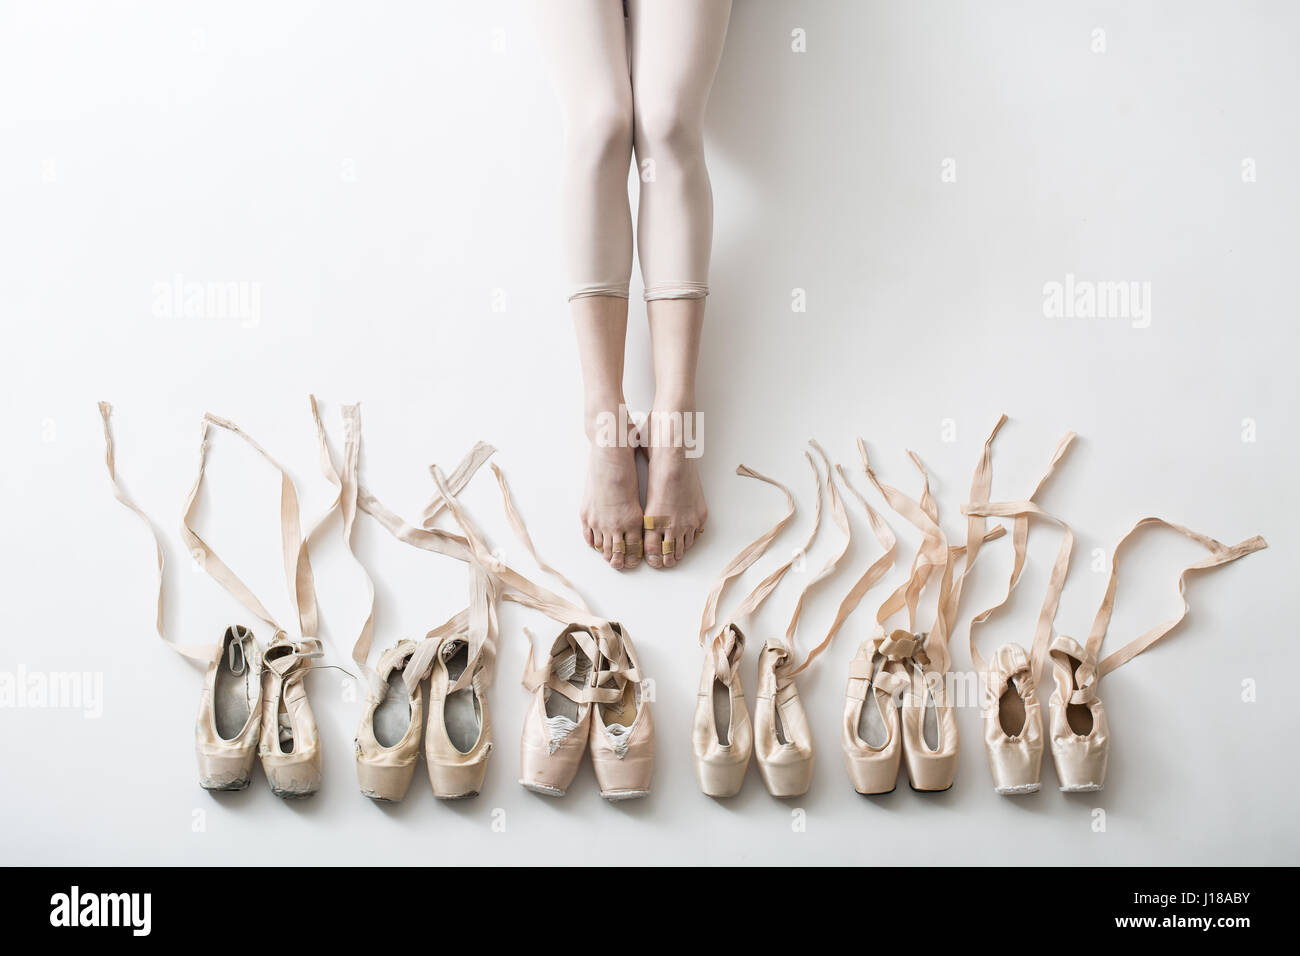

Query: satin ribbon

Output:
[98, 403, 214, 663]
[959, 414, 1078, 681]
[697, 454, 822, 685]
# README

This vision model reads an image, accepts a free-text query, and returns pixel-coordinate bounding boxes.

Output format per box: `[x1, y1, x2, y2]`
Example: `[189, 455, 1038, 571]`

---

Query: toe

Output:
[622, 530, 642, 569]
[660, 532, 677, 569]
[645, 529, 663, 568]
[607, 530, 626, 570]
[583, 524, 596, 549]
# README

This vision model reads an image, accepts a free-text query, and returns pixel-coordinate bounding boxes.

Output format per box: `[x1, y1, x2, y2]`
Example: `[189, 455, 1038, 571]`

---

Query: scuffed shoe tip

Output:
[995, 782, 1041, 795]
[520, 780, 567, 797]
[600, 788, 650, 802]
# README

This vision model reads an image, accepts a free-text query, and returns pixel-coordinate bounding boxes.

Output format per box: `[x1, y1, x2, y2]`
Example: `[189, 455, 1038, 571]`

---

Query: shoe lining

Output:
[213, 631, 253, 741]
[921, 681, 940, 751]
[711, 678, 731, 745]
[857, 688, 889, 748]
[602, 679, 638, 727]
[373, 669, 412, 748]
[543, 648, 586, 722]
[998, 685, 1027, 737]
[773, 702, 789, 746]
[277, 695, 295, 754]
[443, 642, 481, 754]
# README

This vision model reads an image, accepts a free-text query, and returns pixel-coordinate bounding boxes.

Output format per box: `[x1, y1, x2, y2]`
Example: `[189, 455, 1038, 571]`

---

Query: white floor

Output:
[2, 1, 1296, 866]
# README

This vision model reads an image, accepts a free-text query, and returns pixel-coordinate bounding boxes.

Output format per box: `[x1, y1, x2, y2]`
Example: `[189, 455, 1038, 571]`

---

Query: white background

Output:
[2, 0, 1296, 865]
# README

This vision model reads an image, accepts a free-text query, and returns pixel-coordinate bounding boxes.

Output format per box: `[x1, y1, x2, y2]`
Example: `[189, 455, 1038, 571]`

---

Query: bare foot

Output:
[643, 408, 708, 569]
[581, 406, 644, 570]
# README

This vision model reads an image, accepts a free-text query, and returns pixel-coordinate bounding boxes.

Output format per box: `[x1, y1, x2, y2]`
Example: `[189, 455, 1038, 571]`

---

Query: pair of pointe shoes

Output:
[982, 638, 1109, 794]
[842, 628, 959, 794]
[197, 625, 322, 798]
[520, 624, 653, 800]
[355, 636, 491, 802]
[692, 626, 815, 798]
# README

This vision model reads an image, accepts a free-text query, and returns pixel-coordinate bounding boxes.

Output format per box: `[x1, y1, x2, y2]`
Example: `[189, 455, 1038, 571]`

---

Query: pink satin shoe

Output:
[842, 630, 910, 794]
[1046, 636, 1108, 791]
[589, 624, 653, 801]
[983, 643, 1045, 794]
[754, 641, 814, 798]
[519, 625, 598, 797]
[425, 636, 492, 800]
[355, 640, 423, 802]
[259, 633, 324, 799]
[692, 625, 752, 797]
[196, 625, 262, 791]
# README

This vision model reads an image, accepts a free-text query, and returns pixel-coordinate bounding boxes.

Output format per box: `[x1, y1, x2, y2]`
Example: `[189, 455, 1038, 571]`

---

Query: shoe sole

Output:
[601, 789, 650, 802]
[520, 781, 567, 797]
[200, 778, 250, 792]
[907, 782, 953, 793]
[1059, 784, 1103, 792]
[434, 791, 479, 801]
[271, 788, 319, 800]
[854, 785, 898, 796]
[995, 784, 1041, 795]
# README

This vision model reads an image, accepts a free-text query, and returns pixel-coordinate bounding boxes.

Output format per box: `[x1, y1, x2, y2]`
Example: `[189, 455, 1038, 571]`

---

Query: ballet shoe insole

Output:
[602, 681, 638, 728]
[214, 637, 253, 741]
[711, 679, 731, 745]
[442, 643, 482, 754]
[773, 704, 789, 746]
[857, 691, 889, 748]
[922, 686, 941, 751]
[998, 686, 1027, 737]
[373, 670, 412, 748]
[544, 650, 584, 722]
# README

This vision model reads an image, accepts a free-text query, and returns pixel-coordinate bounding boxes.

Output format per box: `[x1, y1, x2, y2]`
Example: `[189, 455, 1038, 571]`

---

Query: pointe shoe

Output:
[842, 630, 910, 794]
[692, 625, 752, 797]
[426, 637, 491, 800]
[355, 640, 424, 802]
[519, 625, 597, 797]
[983, 643, 1044, 795]
[1047, 636, 1109, 792]
[590, 623, 653, 801]
[259, 634, 323, 799]
[900, 633, 960, 792]
[196, 625, 262, 791]
[754, 642, 814, 798]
